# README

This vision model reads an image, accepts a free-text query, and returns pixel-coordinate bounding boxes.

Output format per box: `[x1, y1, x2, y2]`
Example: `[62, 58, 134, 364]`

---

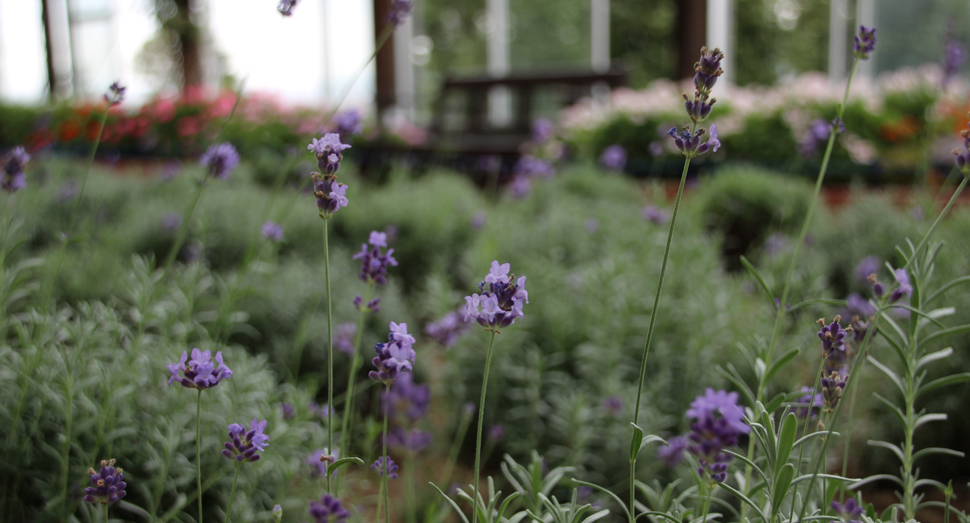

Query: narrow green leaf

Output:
[912, 447, 965, 462]
[430, 483, 470, 523]
[327, 456, 365, 477]
[917, 348, 954, 370]
[740, 255, 773, 303]
[573, 480, 630, 520]
[630, 423, 645, 462]
[776, 412, 797, 469]
[921, 324, 970, 350]
[772, 463, 795, 517]
[719, 482, 768, 521]
[867, 356, 905, 395]
[765, 349, 800, 385]
[868, 440, 905, 462]
[918, 373, 970, 397]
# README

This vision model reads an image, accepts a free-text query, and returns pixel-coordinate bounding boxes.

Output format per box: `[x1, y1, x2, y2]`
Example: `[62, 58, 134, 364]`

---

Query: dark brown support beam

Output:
[676, 0, 707, 81]
[373, 0, 396, 122]
[41, 0, 58, 101]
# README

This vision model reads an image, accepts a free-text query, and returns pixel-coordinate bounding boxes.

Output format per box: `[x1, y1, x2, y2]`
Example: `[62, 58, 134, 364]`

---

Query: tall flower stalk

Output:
[629, 47, 723, 522]
[739, 27, 875, 520]
[167, 348, 233, 523]
[309, 133, 351, 492]
[463, 261, 528, 523]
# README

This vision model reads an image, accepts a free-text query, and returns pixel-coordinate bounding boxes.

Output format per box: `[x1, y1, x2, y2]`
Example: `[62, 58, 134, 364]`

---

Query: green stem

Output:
[41, 102, 111, 315]
[162, 176, 208, 278]
[741, 57, 861, 521]
[405, 453, 416, 523]
[472, 330, 498, 523]
[223, 462, 242, 523]
[629, 138, 694, 523]
[197, 389, 204, 523]
[382, 387, 390, 523]
[376, 477, 385, 523]
[698, 483, 714, 523]
[788, 358, 826, 522]
[323, 218, 334, 494]
[105, 504, 109, 523]
[437, 406, 474, 490]
[335, 284, 373, 496]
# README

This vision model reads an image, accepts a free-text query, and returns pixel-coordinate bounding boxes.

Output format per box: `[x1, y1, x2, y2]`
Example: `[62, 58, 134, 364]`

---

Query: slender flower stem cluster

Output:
[369, 322, 417, 384]
[853, 26, 877, 60]
[817, 317, 852, 412]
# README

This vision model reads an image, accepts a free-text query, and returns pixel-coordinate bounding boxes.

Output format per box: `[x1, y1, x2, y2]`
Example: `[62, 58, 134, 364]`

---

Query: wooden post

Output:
[676, 0, 707, 80]
[41, 0, 58, 101]
[374, 0, 396, 121]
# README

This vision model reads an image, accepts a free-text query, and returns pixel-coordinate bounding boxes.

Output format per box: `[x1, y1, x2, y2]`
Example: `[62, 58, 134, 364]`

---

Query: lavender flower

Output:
[641, 205, 669, 224]
[794, 386, 823, 419]
[471, 211, 488, 230]
[599, 145, 627, 172]
[385, 427, 432, 451]
[200, 142, 240, 180]
[487, 424, 505, 442]
[508, 175, 532, 199]
[369, 321, 417, 384]
[387, 0, 413, 26]
[532, 118, 555, 144]
[167, 348, 232, 389]
[464, 261, 529, 330]
[334, 322, 357, 356]
[889, 268, 912, 303]
[309, 494, 350, 523]
[818, 317, 851, 411]
[311, 172, 349, 217]
[798, 119, 832, 157]
[2, 146, 29, 193]
[332, 109, 363, 137]
[954, 117, 970, 176]
[602, 396, 623, 417]
[309, 134, 351, 175]
[853, 26, 877, 60]
[371, 456, 399, 479]
[222, 418, 270, 462]
[943, 40, 965, 88]
[685, 388, 749, 482]
[104, 82, 126, 105]
[831, 498, 864, 523]
[277, 0, 298, 16]
[657, 435, 688, 467]
[261, 221, 284, 242]
[273, 504, 283, 522]
[764, 232, 789, 258]
[310, 402, 330, 418]
[514, 155, 555, 179]
[83, 459, 126, 505]
[682, 47, 724, 123]
[280, 403, 295, 419]
[425, 310, 471, 347]
[381, 373, 430, 424]
[352, 231, 398, 285]
[308, 448, 339, 478]
[854, 256, 880, 283]
[666, 124, 720, 157]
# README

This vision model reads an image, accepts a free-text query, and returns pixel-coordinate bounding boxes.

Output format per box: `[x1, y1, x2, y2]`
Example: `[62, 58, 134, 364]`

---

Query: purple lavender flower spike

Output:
[370, 321, 417, 384]
[352, 231, 398, 285]
[200, 142, 240, 180]
[532, 118, 555, 144]
[831, 498, 864, 523]
[2, 146, 29, 193]
[381, 373, 430, 424]
[657, 435, 688, 467]
[384, 427, 432, 451]
[104, 82, 126, 105]
[83, 459, 127, 505]
[277, 0, 298, 16]
[367, 298, 381, 312]
[854, 256, 880, 283]
[334, 322, 357, 356]
[602, 396, 623, 416]
[261, 221, 284, 242]
[309, 494, 350, 523]
[817, 316, 852, 411]
[311, 167, 350, 218]
[309, 134, 351, 175]
[514, 155, 555, 179]
[684, 388, 749, 482]
[599, 145, 627, 172]
[508, 174, 532, 199]
[222, 418, 270, 462]
[794, 386, 823, 419]
[280, 403, 295, 419]
[371, 456, 399, 479]
[387, 0, 413, 26]
[798, 119, 832, 157]
[954, 119, 970, 176]
[464, 261, 528, 330]
[333, 109, 363, 137]
[167, 348, 232, 389]
[641, 205, 669, 224]
[943, 40, 965, 88]
[425, 310, 472, 347]
[487, 424, 505, 442]
[889, 268, 913, 303]
[682, 47, 724, 124]
[853, 26, 877, 60]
